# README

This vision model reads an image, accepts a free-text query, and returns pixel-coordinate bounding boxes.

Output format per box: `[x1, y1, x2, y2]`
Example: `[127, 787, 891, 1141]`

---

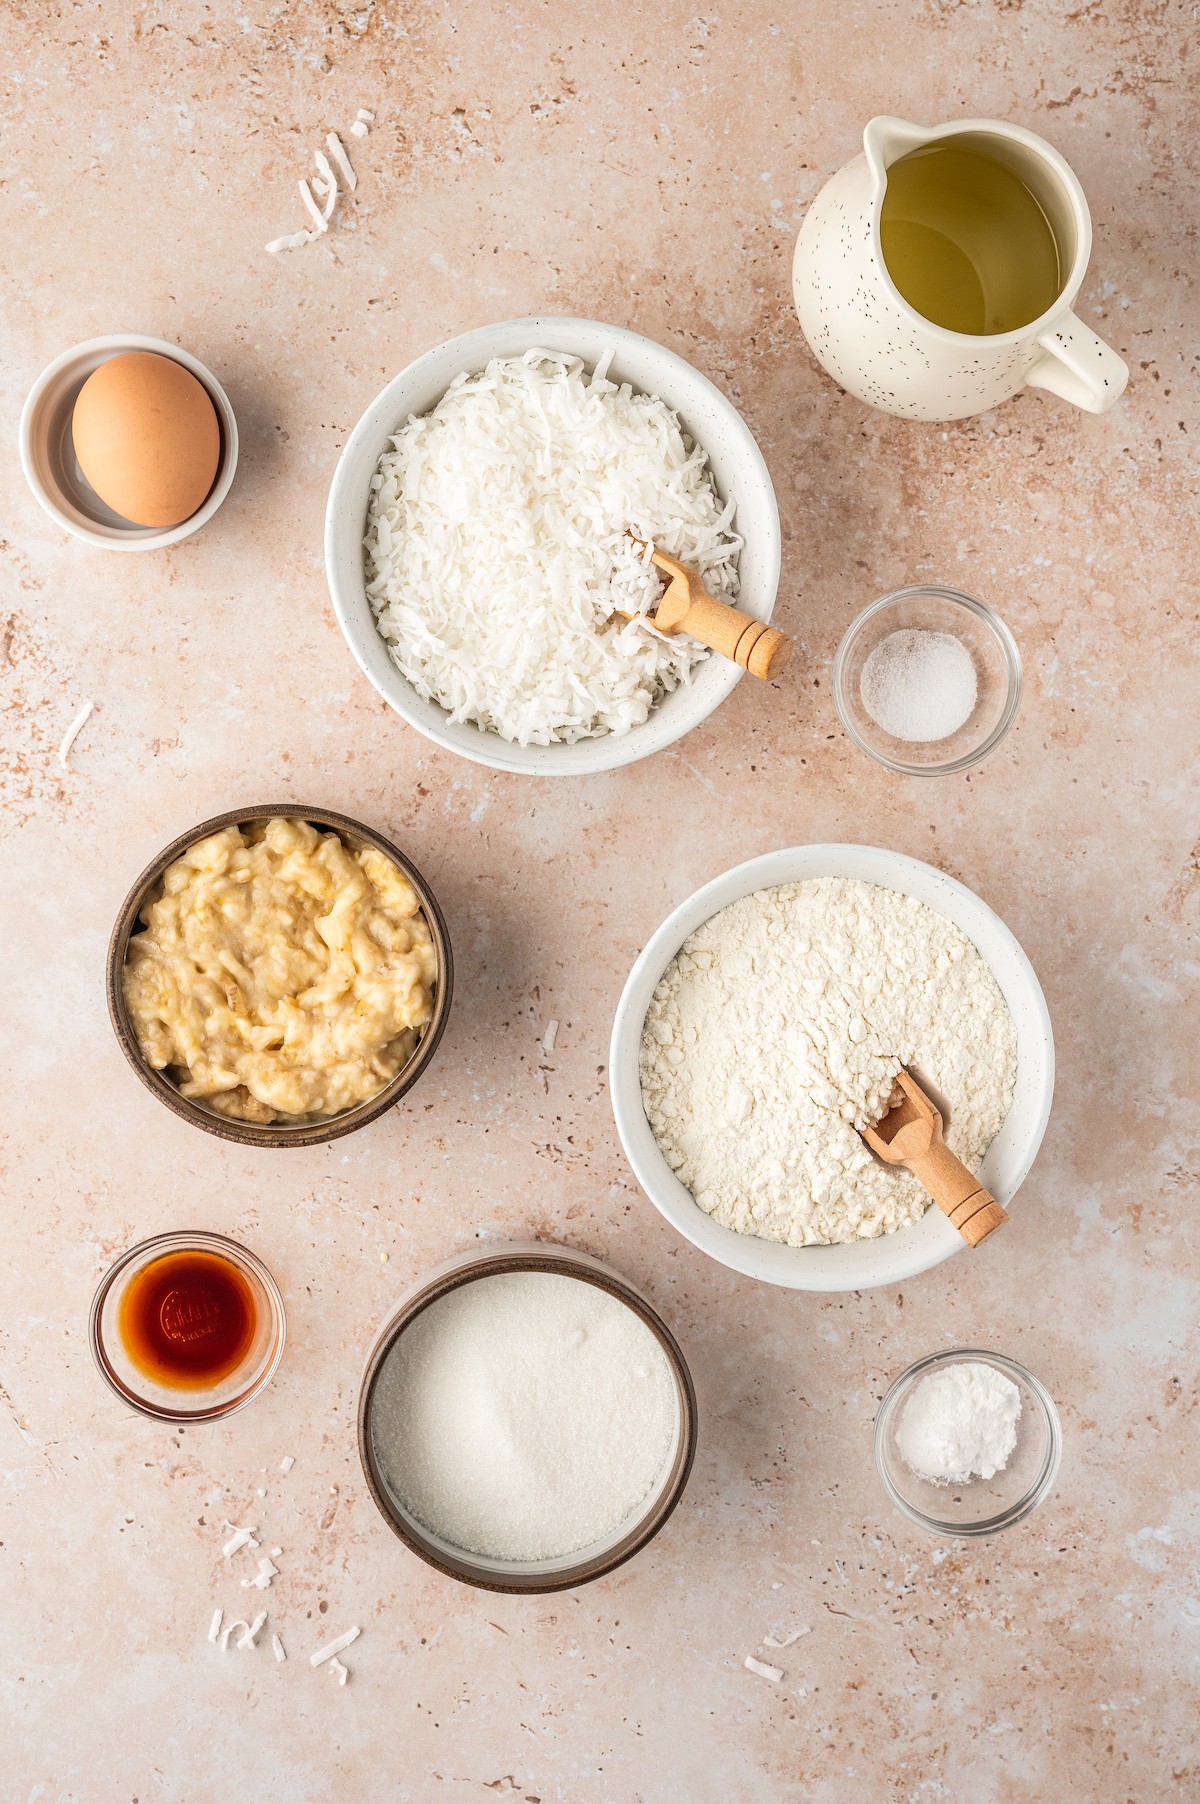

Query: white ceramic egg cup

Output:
[19, 333, 238, 551]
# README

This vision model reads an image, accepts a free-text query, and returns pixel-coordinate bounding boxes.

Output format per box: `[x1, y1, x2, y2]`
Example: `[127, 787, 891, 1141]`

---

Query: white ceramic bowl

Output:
[324, 316, 781, 776]
[19, 334, 238, 550]
[610, 844, 1054, 1292]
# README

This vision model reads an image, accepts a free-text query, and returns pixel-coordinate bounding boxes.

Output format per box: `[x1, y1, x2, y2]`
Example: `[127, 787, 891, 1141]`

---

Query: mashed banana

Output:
[124, 817, 438, 1124]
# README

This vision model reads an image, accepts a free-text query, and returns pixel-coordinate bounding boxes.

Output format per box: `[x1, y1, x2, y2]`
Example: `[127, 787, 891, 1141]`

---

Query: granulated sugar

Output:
[369, 1272, 678, 1561]
[860, 627, 977, 742]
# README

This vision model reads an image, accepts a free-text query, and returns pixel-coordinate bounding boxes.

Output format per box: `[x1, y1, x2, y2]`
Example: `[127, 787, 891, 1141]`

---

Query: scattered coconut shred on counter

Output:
[58, 698, 95, 771]
[744, 1655, 784, 1684]
[221, 1522, 258, 1559]
[265, 112, 372, 253]
[763, 1626, 810, 1649]
[241, 1555, 279, 1590]
[310, 1626, 360, 1668]
[363, 349, 742, 746]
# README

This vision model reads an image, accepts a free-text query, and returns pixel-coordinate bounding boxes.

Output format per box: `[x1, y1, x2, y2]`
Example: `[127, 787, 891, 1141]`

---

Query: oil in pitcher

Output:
[880, 141, 1062, 336]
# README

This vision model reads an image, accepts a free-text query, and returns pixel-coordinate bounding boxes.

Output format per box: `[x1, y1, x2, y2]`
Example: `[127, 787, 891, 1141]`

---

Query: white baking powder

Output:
[639, 878, 1016, 1245]
[369, 1272, 678, 1562]
[896, 1361, 1022, 1484]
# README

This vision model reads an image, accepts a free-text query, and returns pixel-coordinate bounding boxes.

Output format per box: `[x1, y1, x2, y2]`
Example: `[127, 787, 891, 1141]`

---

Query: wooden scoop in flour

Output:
[617, 545, 791, 681]
[862, 1069, 1008, 1248]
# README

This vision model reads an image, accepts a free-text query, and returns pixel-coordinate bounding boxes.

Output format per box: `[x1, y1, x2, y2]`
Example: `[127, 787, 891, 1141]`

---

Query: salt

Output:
[860, 628, 977, 743]
[369, 1272, 678, 1562]
[896, 1361, 1021, 1485]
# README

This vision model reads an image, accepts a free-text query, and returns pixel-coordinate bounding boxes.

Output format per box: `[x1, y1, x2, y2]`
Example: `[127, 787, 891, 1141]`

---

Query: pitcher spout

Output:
[863, 116, 933, 194]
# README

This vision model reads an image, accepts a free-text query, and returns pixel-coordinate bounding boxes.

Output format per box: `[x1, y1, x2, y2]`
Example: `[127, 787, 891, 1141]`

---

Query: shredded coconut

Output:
[363, 350, 741, 746]
[310, 1626, 360, 1668]
[325, 131, 356, 190]
[896, 1360, 1022, 1484]
[272, 1633, 287, 1663]
[241, 1556, 279, 1590]
[221, 1523, 258, 1559]
[265, 123, 365, 252]
[58, 699, 95, 770]
[640, 878, 1016, 1245]
[763, 1626, 810, 1648]
[745, 1655, 784, 1682]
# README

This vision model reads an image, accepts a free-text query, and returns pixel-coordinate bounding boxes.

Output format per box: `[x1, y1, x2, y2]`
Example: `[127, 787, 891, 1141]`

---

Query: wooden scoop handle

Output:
[673, 592, 791, 681]
[905, 1138, 1009, 1247]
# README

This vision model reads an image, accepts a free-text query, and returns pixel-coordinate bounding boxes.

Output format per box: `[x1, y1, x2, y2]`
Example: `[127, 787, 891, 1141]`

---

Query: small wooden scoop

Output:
[861, 1070, 1008, 1248]
[617, 546, 791, 681]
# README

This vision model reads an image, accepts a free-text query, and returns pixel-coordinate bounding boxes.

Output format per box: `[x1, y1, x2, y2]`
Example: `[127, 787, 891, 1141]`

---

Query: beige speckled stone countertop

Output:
[2, 3, 1196, 1799]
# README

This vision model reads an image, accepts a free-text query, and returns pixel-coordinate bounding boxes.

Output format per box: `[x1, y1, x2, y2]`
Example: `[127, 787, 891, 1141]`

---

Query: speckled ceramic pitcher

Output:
[792, 116, 1128, 421]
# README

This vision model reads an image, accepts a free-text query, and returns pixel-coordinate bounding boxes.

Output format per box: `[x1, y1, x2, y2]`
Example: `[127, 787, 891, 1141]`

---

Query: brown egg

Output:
[71, 351, 221, 529]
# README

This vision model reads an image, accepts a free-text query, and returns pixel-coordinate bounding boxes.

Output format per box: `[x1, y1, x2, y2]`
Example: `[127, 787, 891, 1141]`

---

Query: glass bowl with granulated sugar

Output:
[834, 586, 1022, 775]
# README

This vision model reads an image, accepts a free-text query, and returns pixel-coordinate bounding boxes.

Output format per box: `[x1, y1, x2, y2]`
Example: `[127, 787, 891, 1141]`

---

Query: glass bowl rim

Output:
[873, 1346, 1062, 1537]
[833, 585, 1023, 777]
[88, 1229, 286, 1423]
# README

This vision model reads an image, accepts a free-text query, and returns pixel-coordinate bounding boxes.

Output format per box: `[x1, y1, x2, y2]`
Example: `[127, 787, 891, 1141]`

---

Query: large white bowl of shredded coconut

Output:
[325, 318, 780, 774]
[610, 845, 1055, 1292]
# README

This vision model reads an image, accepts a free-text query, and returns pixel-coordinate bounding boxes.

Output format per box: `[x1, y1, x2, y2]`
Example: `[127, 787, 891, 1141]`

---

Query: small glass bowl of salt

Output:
[834, 586, 1022, 775]
[874, 1349, 1061, 1536]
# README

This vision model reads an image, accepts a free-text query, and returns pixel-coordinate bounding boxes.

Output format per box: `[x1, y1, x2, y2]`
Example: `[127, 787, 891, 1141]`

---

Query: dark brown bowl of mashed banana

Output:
[106, 805, 453, 1148]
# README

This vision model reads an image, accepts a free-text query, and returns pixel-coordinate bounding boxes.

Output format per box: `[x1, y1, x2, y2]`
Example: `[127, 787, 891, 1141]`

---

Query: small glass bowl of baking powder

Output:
[834, 587, 1022, 776]
[874, 1349, 1061, 1536]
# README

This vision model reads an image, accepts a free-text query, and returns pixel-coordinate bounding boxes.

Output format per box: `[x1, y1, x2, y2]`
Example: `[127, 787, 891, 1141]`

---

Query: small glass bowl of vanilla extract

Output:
[90, 1231, 285, 1422]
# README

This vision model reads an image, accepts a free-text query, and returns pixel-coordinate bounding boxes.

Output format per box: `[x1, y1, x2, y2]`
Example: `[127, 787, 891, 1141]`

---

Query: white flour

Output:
[639, 878, 1016, 1245]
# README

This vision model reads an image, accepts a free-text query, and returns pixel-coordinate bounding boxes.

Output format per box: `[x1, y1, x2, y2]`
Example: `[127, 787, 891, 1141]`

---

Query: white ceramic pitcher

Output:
[792, 116, 1128, 421]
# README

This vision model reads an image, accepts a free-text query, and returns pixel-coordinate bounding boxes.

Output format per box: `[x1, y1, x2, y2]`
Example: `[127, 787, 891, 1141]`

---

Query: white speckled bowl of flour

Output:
[610, 846, 1054, 1292]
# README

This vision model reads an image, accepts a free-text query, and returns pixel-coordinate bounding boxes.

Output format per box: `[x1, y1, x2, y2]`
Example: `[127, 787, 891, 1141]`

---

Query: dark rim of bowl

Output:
[106, 804, 454, 1147]
[357, 1249, 699, 1594]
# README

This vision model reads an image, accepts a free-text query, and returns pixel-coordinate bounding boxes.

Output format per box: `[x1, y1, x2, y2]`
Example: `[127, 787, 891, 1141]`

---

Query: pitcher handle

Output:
[1024, 312, 1128, 415]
